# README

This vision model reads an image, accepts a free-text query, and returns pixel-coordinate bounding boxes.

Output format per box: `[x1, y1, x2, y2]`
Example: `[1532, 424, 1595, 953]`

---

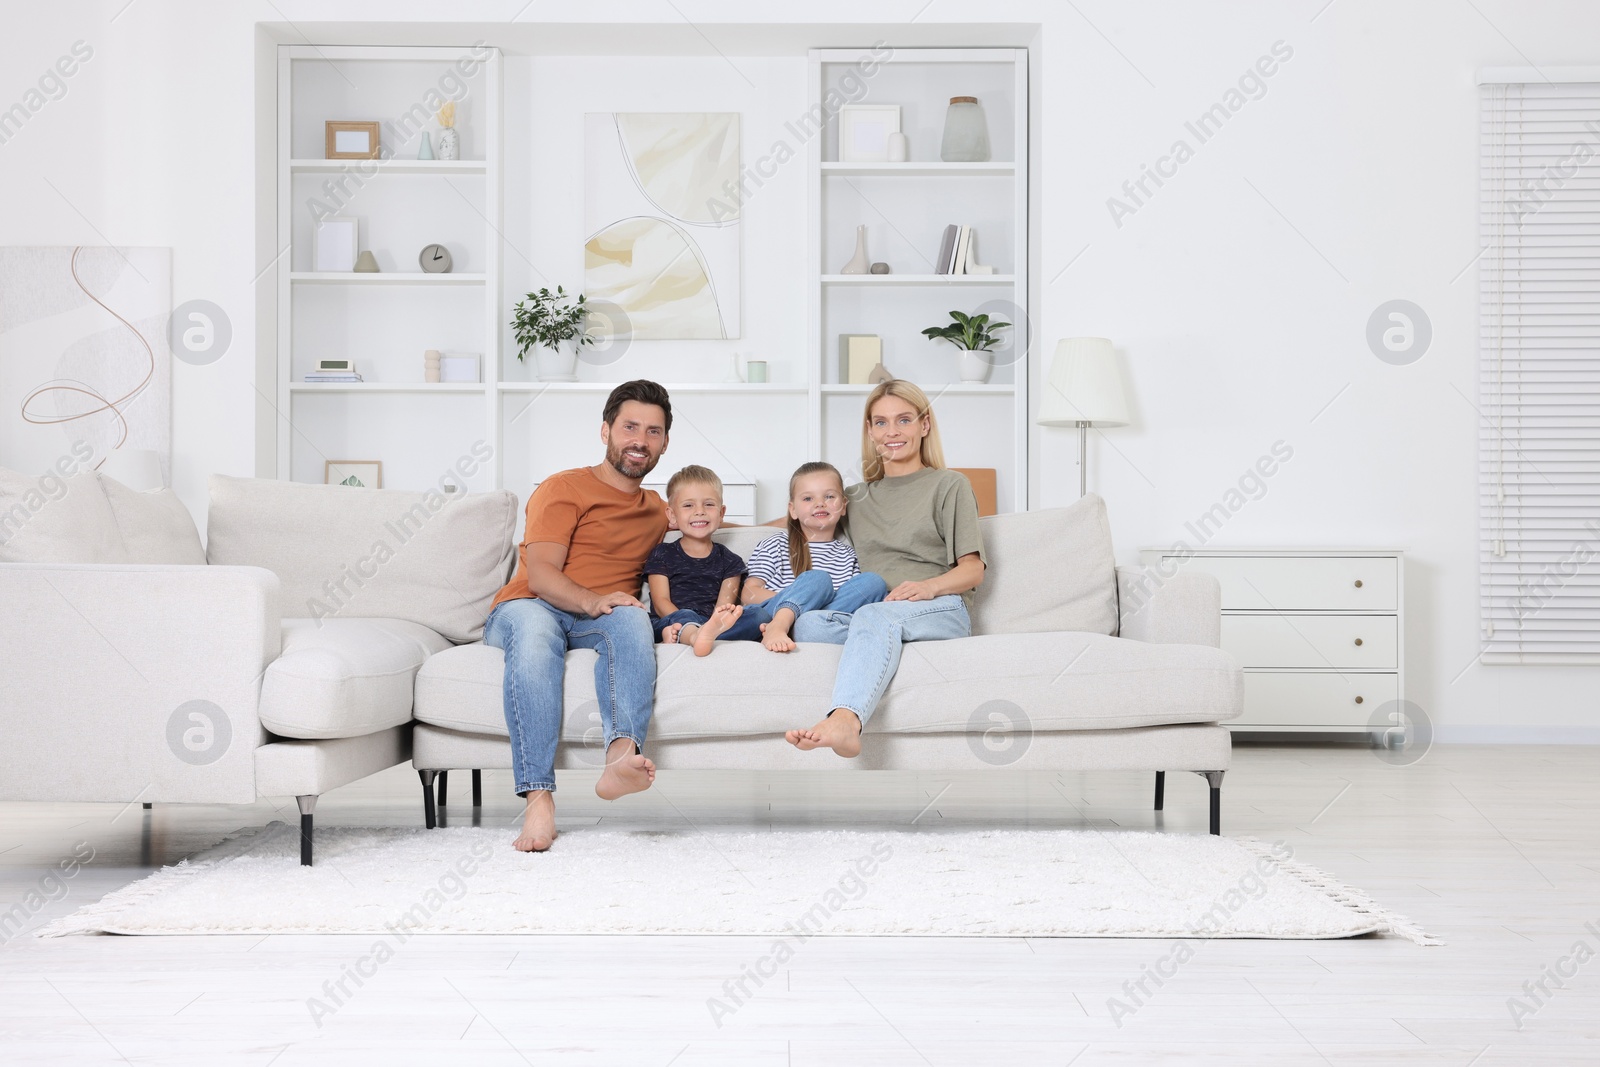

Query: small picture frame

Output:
[439, 352, 480, 383]
[325, 121, 381, 160]
[839, 104, 902, 163]
[326, 460, 382, 489]
[314, 216, 359, 272]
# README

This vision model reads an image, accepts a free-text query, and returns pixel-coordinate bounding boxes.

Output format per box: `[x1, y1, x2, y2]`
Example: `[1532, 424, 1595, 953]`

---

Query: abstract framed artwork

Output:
[0, 246, 171, 480]
[584, 112, 740, 340]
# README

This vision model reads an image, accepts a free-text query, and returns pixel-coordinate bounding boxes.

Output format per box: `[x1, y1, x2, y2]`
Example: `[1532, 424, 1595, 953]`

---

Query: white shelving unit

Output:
[269, 44, 1030, 512]
[275, 44, 502, 490]
[809, 47, 1030, 511]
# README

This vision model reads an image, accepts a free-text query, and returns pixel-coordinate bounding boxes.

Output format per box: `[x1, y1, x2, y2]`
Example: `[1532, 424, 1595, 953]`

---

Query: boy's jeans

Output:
[790, 595, 971, 726]
[652, 570, 889, 643]
[484, 598, 654, 795]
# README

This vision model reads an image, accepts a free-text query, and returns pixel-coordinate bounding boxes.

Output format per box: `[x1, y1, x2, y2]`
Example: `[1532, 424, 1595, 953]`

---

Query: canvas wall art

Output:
[0, 246, 171, 479]
[584, 112, 740, 340]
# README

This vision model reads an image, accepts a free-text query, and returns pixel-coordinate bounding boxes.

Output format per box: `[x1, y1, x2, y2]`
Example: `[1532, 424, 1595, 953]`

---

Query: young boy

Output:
[644, 465, 747, 652]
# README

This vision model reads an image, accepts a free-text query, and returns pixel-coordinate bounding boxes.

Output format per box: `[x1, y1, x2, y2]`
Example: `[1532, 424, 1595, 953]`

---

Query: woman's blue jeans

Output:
[790, 595, 972, 726]
[484, 598, 655, 795]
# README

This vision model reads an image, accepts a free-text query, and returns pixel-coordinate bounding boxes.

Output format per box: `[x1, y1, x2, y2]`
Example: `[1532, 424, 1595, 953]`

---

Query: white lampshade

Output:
[1037, 337, 1130, 427]
[99, 448, 164, 492]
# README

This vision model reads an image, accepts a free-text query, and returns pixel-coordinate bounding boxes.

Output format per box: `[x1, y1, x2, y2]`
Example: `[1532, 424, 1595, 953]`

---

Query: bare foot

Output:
[692, 603, 743, 657]
[513, 790, 557, 852]
[661, 623, 684, 645]
[785, 709, 862, 757]
[596, 737, 656, 800]
[755, 617, 793, 652]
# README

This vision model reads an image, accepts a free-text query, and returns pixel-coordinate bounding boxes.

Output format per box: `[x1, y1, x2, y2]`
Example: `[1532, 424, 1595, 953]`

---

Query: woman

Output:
[785, 380, 987, 757]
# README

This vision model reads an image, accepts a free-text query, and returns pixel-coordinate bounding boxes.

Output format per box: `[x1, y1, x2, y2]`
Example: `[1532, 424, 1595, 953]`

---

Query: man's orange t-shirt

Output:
[490, 467, 668, 611]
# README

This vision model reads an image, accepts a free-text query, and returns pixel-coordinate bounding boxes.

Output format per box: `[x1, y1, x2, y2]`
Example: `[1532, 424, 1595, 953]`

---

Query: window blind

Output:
[1480, 81, 1600, 662]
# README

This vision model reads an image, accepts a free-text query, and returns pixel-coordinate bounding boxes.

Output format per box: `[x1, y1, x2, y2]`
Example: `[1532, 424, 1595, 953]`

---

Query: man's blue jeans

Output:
[654, 570, 888, 644]
[790, 595, 971, 726]
[484, 597, 655, 795]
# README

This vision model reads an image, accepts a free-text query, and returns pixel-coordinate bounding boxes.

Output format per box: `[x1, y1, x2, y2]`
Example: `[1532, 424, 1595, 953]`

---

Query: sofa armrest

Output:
[1116, 566, 1222, 647]
[0, 563, 280, 804]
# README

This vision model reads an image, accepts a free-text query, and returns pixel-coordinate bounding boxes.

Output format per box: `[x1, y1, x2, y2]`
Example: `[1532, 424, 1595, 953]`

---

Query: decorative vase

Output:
[841, 225, 870, 275]
[887, 131, 909, 163]
[940, 96, 991, 162]
[959, 349, 991, 384]
[437, 127, 459, 161]
[417, 132, 434, 160]
[536, 338, 579, 382]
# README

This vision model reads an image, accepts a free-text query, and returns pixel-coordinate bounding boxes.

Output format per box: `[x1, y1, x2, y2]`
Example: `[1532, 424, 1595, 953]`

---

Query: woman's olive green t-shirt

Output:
[845, 467, 987, 609]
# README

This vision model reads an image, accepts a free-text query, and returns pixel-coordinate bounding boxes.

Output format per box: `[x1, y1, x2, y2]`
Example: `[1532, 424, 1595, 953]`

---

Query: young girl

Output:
[690, 462, 887, 655]
[784, 381, 986, 756]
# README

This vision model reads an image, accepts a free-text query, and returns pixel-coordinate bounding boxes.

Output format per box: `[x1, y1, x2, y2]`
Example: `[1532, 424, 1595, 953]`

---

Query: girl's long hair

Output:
[786, 461, 847, 578]
[860, 379, 946, 483]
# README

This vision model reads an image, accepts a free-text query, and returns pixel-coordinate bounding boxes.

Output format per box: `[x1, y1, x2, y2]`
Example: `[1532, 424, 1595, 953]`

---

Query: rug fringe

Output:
[1239, 838, 1441, 946]
[33, 822, 288, 939]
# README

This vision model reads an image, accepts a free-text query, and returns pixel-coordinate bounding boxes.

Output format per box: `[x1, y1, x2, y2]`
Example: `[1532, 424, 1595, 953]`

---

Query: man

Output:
[484, 380, 672, 851]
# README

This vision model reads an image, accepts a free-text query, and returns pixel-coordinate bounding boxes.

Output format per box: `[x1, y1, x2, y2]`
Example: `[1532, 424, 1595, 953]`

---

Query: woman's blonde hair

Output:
[860, 379, 946, 483]
[785, 461, 847, 577]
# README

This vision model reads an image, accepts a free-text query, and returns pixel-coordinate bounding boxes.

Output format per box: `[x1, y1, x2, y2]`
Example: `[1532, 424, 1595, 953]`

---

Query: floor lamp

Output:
[1037, 337, 1129, 498]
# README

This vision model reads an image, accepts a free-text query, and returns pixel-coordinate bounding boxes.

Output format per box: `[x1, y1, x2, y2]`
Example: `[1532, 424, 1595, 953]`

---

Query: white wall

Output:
[2, 0, 1597, 738]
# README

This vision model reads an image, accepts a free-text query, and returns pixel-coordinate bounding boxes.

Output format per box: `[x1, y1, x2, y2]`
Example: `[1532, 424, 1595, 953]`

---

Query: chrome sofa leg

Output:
[418, 769, 438, 829]
[1153, 771, 1165, 811]
[296, 795, 317, 866]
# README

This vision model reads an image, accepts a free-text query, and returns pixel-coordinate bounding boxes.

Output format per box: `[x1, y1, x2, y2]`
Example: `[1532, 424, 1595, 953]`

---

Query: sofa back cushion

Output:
[206, 475, 518, 643]
[101, 477, 206, 564]
[701, 496, 1119, 638]
[0, 467, 128, 563]
[968, 494, 1119, 637]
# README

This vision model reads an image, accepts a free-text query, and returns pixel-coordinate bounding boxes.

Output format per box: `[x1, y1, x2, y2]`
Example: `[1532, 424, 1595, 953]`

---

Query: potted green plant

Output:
[921, 309, 1012, 383]
[512, 286, 592, 382]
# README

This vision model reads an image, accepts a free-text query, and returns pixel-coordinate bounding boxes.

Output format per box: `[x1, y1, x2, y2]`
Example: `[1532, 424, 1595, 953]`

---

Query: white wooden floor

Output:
[1, 742, 1596, 1065]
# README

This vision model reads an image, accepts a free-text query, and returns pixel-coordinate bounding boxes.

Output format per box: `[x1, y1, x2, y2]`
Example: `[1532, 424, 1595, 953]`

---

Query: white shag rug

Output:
[39, 823, 1435, 943]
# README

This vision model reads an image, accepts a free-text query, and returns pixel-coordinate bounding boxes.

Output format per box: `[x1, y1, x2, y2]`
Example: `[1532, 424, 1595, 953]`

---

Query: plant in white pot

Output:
[512, 286, 592, 382]
[921, 309, 1012, 384]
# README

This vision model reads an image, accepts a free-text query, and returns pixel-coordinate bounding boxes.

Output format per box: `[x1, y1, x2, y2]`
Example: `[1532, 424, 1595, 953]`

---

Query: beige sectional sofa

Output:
[0, 467, 1242, 865]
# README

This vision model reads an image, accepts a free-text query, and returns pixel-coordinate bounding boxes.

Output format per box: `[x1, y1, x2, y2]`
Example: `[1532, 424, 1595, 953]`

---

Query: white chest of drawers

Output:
[1138, 548, 1405, 732]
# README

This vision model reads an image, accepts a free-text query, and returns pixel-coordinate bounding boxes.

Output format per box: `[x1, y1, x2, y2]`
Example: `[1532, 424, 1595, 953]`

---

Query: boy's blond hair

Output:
[665, 464, 723, 503]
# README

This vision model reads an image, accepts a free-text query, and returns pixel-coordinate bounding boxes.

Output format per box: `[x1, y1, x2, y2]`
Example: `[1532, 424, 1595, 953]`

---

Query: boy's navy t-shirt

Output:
[642, 540, 747, 618]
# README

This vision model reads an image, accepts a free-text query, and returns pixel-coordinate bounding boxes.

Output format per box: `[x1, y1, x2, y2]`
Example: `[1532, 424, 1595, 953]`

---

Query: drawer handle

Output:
[1354, 637, 1364, 647]
[1354, 579, 1364, 588]
[1354, 695, 1364, 704]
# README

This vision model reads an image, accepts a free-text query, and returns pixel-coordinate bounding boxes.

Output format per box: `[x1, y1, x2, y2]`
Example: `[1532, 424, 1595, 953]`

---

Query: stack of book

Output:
[303, 370, 363, 383]
[934, 224, 986, 275]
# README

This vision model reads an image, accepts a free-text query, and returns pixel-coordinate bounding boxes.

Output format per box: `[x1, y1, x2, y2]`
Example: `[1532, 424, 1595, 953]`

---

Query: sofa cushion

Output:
[969, 495, 1119, 637]
[101, 476, 206, 564]
[206, 475, 518, 644]
[413, 633, 1240, 742]
[261, 618, 450, 739]
[0, 467, 127, 563]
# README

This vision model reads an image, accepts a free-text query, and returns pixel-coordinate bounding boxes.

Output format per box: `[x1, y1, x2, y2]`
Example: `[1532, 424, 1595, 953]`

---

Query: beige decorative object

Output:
[424, 349, 442, 384]
[436, 101, 459, 160]
[840, 334, 882, 384]
[867, 362, 893, 385]
[352, 251, 379, 273]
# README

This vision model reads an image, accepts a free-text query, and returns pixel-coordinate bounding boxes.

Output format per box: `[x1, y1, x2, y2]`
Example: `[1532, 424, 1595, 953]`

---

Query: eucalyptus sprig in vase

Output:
[512, 286, 592, 382]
